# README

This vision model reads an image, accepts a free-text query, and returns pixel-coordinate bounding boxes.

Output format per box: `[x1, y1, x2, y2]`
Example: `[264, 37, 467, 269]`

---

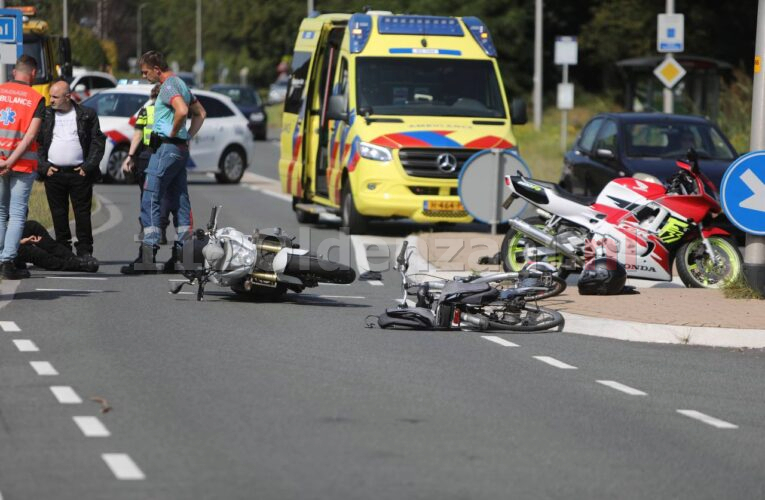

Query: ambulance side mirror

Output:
[327, 95, 348, 123]
[511, 98, 527, 125]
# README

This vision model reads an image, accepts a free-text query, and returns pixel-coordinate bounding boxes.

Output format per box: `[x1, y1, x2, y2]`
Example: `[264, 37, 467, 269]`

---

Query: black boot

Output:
[120, 244, 159, 275]
[159, 226, 168, 245]
[162, 244, 182, 274]
[78, 255, 100, 273]
[1, 260, 31, 279]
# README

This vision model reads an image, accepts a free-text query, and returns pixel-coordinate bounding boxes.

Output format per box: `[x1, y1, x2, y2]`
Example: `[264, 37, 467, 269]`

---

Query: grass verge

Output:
[722, 274, 764, 300]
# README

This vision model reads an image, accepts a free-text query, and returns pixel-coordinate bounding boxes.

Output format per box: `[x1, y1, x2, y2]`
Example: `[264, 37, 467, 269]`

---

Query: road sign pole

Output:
[662, 0, 675, 113]
[492, 150, 505, 236]
[533, 0, 543, 131]
[745, 0, 765, 294]
[561, 64, 568, 152]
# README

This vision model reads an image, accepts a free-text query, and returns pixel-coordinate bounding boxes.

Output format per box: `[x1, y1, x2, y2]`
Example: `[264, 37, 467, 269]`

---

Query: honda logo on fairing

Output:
[436, 153, 458, 173]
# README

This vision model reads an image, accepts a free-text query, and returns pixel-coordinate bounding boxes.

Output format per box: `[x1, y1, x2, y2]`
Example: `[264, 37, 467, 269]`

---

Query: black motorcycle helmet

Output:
[577, 257, 627, 295]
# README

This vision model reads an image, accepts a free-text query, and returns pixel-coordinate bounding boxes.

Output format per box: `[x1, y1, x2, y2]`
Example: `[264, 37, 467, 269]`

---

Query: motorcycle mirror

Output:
[686, 148, 700, 173]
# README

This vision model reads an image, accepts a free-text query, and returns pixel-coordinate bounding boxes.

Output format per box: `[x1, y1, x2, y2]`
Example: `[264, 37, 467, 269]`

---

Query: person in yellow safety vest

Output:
[122, 84, 177, 245]
[0, 55, 45, 280]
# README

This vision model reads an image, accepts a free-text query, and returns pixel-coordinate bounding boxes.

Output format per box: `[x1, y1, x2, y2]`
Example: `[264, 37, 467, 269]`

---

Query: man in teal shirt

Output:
[122, 51, 206, 274]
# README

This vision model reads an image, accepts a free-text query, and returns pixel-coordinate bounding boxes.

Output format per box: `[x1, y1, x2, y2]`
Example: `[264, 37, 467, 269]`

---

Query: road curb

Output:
[406, 234, 765, 349]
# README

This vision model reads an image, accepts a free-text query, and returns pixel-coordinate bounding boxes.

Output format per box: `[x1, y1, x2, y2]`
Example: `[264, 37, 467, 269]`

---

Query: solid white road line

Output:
[102, 454, 146, 480]
[246, 184, 292, 203]
[45, 276, 108, 281]
[50, 386, 83, 404]
[676, 410, 738, 429]
[73, 416, 111, 437]
[0, 321, 20, 332]
[596, 380, 647, 396]
[533, 356, 578, 370]
[35, 288, 104, 293]
[315, 295, 366, 300]
[12, 339, 39, 352]
[30, 361, 58, 376]
[482, 336, 519, 347]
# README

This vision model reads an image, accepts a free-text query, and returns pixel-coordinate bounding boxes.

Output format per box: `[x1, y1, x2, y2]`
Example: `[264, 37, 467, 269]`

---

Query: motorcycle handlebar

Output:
[397, 241, 409, 266]
[207, 206, 219, 231]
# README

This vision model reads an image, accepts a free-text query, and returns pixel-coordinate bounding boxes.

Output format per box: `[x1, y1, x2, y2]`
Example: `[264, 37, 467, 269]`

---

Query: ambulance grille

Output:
[398, 148, 481, 179]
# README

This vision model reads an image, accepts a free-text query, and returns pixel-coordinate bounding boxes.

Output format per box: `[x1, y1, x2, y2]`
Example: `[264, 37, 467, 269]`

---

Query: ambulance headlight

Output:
[359, 142, 392, 162]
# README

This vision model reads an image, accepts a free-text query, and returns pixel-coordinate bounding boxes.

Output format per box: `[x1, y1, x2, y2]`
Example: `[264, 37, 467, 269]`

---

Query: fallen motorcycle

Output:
[373, 241, 565, 332]
[500, 150, 742, 288]
[170, 206, 356, 301]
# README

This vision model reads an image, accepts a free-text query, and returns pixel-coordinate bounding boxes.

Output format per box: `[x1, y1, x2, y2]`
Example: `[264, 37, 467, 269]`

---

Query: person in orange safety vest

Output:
[0, 55, 45, 280]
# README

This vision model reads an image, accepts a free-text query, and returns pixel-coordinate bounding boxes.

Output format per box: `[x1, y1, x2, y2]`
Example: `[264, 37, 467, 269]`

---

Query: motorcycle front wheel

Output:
[676, 236, 742, 288]
[500, 217, 569, 277]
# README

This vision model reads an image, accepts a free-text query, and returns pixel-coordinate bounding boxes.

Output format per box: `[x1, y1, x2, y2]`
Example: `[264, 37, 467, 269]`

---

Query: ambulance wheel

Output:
[341, 184, 369, 235]
[216, 146, 246, 184]
[293, 197, 319, 224]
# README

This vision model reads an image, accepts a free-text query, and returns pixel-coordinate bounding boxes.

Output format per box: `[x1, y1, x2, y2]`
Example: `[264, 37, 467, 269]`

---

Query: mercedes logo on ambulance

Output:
[436, 153, 458, 173]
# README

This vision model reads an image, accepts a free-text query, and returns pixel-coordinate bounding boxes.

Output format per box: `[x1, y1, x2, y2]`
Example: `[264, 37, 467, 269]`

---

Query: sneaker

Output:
[1, 261, 31, 279]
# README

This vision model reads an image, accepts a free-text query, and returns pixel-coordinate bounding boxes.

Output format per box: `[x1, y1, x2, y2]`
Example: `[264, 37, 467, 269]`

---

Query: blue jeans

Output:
[140, 143, 192, 248]
[0, 170, 35, 261]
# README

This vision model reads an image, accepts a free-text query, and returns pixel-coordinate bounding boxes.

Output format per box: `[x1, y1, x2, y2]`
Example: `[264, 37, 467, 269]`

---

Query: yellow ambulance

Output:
[279, 11, 527, 233]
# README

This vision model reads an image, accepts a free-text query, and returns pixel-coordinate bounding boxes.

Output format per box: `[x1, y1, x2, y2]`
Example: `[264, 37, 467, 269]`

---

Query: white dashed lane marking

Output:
[533, 356, 578, 370]
[45, 276, 108, 281]
[596, 380, 647, 396]
[482, 336, 519, 347]
[677, 410, 738, 429]
[102, 454, 146, 480]
[12, 339, 39, 352]
[367, 280, 384, 286]
[50, 386, 83, 404]
[73, 416, 111, 437]
[35, 288, 104, 293]
[30, 361, 58, 376]
[0, 321, 20, 332]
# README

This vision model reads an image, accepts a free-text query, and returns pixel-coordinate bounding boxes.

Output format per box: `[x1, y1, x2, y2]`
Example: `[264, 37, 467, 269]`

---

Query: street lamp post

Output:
[137, 3, 149, 63]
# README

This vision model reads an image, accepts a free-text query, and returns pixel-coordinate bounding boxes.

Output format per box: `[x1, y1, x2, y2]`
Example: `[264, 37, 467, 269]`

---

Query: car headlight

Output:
[359, 142, 392, 162]
[249, 112, 265, 122]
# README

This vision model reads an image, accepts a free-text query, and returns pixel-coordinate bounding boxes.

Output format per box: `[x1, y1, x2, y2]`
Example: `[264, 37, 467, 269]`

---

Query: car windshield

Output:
[214, 87, 261, 107]
[625, 122, 736, 161]
[5, 35, 48, 84]
[81, 92, 147, 117]
[355, 57, 506, 118]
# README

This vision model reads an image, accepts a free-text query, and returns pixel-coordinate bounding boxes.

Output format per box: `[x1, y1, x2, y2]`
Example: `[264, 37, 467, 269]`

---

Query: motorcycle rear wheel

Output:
[676, 236, 742, 289]
[285, 254, 356, 284]
[501, 217, 569, 278]
[480, 305, 565, 332]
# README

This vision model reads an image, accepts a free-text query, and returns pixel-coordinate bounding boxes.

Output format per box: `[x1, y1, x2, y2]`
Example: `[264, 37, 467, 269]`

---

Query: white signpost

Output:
[554, 36, 577, 152]
[656, 4, 684, 113]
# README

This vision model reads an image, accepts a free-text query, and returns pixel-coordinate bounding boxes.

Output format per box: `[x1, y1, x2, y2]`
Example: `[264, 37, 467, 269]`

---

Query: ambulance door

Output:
[325, 56, 350, 205]
[279, 21, 323, 198]
[304, 27, 344, 201]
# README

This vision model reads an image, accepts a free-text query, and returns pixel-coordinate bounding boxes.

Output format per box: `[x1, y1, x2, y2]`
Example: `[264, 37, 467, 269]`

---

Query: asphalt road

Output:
[0, 139, 763, 499]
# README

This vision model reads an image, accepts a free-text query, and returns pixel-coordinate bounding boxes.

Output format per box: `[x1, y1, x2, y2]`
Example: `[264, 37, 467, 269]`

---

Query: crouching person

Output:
[16, 220, 98, 272]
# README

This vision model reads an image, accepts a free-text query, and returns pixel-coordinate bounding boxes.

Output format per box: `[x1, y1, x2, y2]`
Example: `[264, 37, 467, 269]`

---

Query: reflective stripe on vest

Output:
[142, 105, 155, 146]
[0, 82, 44, 173]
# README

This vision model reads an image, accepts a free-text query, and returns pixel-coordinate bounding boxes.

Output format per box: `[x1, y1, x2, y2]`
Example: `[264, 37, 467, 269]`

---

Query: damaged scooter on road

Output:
[170, 206, 356, 301]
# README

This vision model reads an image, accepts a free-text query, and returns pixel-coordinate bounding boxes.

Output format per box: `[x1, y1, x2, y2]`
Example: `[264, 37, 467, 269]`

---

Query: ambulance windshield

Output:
[356, 58, 505, 118]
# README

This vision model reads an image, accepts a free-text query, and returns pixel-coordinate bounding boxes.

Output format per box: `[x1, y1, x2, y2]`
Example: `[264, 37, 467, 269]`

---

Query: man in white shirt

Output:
[37, 80, 105, 259]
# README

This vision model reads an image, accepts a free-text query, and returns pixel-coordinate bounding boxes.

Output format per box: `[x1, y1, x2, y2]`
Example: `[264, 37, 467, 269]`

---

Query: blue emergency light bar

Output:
[462, 17, 497, 57]
[377, 15, 464, 36]
[349, 13, 373, 54]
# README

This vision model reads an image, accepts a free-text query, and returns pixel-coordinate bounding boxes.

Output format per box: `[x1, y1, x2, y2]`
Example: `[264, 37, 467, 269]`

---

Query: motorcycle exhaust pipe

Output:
[508, 218, 583, 264]
[251, 271, 278, 283]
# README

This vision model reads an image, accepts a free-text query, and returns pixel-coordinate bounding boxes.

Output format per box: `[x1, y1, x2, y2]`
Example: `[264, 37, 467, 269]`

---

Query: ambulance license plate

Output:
[424, 200, 464, 212]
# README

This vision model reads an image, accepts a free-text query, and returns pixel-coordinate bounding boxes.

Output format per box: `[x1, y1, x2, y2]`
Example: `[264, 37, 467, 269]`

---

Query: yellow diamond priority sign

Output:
[654, 57, 686, 89]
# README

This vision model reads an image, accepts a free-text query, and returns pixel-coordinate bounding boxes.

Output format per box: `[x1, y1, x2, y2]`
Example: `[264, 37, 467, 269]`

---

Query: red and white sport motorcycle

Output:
[500, 151, 742, 288]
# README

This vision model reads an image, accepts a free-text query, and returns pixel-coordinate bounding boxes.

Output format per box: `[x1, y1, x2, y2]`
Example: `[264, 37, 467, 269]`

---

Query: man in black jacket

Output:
[37, 80, 105, 257]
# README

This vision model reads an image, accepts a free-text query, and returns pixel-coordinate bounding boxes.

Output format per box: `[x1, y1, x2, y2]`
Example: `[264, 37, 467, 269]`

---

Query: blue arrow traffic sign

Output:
[720, 151, 765, 236]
